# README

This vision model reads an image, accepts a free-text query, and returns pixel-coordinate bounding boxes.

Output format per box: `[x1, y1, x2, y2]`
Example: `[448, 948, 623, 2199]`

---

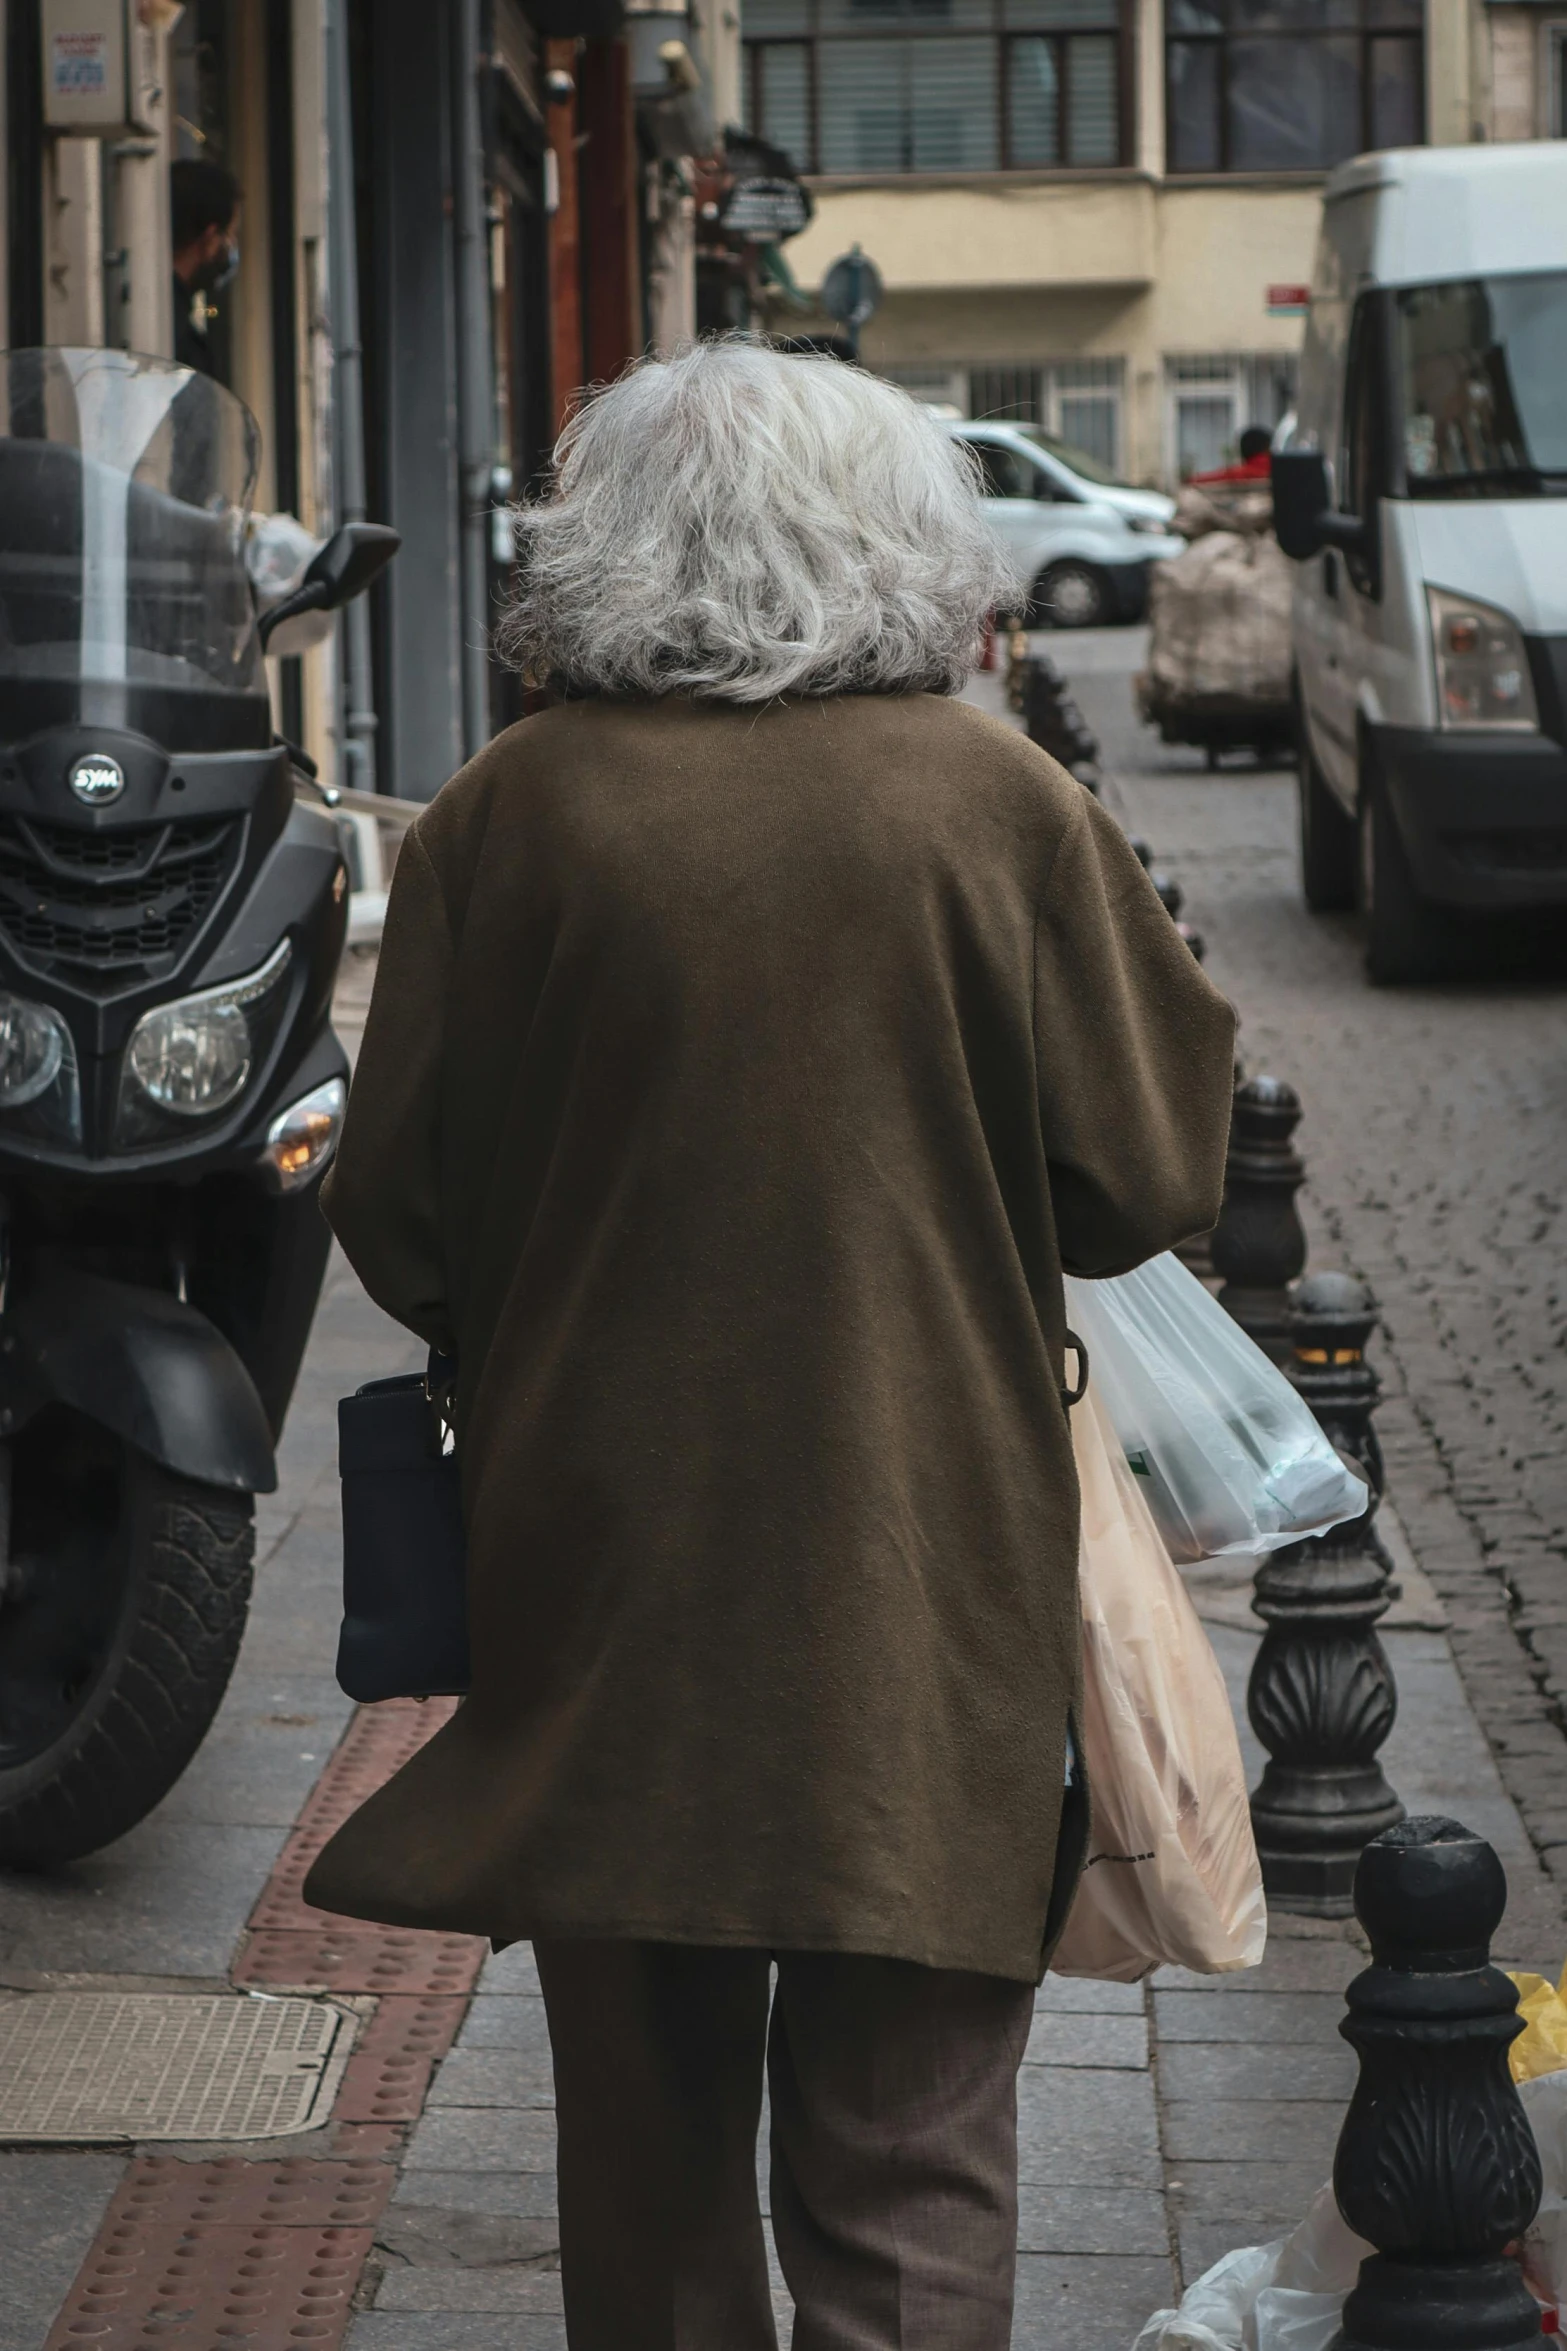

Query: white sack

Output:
[1145, 527, 1293, 712]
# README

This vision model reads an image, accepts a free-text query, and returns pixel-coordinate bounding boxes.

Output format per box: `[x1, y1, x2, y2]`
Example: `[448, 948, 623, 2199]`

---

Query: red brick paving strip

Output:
[43, 1699, 486, 2349]
[44, 2221, 376, 2348]
[333, 1995, 470, 2124]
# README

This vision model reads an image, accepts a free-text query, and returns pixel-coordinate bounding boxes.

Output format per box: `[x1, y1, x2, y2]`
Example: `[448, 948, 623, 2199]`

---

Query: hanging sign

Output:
[720, 178, 812, 242]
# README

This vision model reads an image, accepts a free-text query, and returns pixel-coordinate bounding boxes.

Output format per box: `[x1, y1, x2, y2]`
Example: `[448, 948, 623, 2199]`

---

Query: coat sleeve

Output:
[1034, 791, 1236, 1279]
[319, 822, 456, 1355]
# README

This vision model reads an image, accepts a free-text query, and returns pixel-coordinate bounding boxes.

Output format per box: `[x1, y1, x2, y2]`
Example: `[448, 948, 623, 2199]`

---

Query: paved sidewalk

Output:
[3, 714, 1565, 2350]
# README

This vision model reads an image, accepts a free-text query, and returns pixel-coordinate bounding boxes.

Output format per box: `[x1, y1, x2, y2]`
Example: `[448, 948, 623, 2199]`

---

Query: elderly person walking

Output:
[306, 341, 1235, 2348]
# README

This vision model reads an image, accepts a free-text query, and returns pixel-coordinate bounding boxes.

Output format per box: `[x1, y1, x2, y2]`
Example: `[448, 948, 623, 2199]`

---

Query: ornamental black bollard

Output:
[1016, 654, 1102, 787]
[1150, 869, 1184, 920]
[1334, 1818, 1542, 2351]
[1145, 870, 1207, 962]
[1247, 1272, 1404, 1913]
[1209, 1074, 1308, 1364]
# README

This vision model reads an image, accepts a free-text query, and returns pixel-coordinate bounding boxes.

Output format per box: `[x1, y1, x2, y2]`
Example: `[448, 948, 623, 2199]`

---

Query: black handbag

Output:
[335, 1350, 471, 1702]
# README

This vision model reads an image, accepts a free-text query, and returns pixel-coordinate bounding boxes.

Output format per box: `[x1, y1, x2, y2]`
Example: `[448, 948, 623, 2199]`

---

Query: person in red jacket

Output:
[1188, 424, 1273, 487]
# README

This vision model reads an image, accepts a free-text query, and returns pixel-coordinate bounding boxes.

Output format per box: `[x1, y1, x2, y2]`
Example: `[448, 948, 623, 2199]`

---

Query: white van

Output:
[1272, 144, 1567, 981]
[946, 420, 1184, 630]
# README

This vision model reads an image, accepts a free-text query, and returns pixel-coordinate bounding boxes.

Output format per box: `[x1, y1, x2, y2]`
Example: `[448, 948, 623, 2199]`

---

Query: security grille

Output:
[0, 812, 241, 994]
[0, 1991, 353, 2143]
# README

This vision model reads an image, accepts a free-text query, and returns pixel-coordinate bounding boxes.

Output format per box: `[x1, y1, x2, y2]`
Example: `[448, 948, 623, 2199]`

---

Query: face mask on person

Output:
[189, 234, 239, 296]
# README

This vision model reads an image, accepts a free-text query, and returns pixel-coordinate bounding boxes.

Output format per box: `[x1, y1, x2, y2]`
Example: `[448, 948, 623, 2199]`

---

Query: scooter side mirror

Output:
[258, 521, 401, 650]
[1272, 449, 1368, 563]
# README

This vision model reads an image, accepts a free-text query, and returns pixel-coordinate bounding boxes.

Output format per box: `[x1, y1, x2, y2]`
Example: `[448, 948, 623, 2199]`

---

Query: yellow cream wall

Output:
[786, 179, 1319, 483]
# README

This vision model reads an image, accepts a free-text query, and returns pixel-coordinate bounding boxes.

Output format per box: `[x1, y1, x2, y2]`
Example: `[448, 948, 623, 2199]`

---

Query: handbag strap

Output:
[1061, 1329, 1089, 1412]
[424, 1348, 458, 1445]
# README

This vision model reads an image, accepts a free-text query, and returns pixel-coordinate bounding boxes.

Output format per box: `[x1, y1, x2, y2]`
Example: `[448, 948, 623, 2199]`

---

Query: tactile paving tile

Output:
[113, 2154, 394, 2231]
[42, 2219, 373, 2349]
[248, 1700, 459, 1934]
[232, 1923, 484, 1996]
[325, 2121, 404, 2159]
[332, 1994, 468, 2124]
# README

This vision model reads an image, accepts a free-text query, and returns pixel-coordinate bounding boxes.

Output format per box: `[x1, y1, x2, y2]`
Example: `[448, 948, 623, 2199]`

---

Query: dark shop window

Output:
[1166, 0, 1422, 174]
[742, 0, 1133, 174]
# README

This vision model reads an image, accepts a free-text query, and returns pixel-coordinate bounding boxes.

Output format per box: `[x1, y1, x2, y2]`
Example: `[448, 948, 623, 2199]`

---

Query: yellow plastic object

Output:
[1506, 1966, 1567, 2083]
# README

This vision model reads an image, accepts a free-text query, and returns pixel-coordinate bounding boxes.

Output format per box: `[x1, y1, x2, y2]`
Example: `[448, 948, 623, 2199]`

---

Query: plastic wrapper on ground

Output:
[1133, 2071, 1567, 2347]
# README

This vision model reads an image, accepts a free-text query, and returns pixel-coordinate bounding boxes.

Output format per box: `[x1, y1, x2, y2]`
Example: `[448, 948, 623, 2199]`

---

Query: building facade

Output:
[1, 0, 741, 797]
[744, 0, 1567, 482]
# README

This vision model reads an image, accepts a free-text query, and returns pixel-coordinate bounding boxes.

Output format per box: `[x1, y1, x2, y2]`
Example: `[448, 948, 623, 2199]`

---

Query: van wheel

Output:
[1031, 562, 1107, 630]
[1300, 749, 1357, 912]
[1359, 769, 1450, 985]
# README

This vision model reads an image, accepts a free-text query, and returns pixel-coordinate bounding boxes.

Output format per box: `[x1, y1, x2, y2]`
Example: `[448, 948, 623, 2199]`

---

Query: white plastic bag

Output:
[1131, 2243, 1281, 2351]
[1052, 1382, 1267, 1982]
[1134, 2189, 1370, 2351]
[1063, 1253, 1367, 1565]
[1519, 2070, 1567, 2323]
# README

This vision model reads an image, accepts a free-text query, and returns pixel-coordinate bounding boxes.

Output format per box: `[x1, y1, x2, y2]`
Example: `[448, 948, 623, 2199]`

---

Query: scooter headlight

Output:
[0, 993, 82, 1143]
[115, 941, 293, 1145]
[1428, 587, 1539, 733]
[0, 994, 67, 1106]
[129, 999, 251, 1114]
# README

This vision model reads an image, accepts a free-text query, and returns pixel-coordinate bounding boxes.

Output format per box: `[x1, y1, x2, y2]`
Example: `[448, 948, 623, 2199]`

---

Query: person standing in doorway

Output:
[170, 158, 240, 378]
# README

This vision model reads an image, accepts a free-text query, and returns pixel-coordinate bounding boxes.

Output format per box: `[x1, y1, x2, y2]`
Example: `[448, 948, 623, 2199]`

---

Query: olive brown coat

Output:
[304, 692, 1236, 1982]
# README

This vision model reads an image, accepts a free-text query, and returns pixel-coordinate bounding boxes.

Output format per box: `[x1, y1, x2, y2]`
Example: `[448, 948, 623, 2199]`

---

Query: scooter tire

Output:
[0, 1437, 253, 1868]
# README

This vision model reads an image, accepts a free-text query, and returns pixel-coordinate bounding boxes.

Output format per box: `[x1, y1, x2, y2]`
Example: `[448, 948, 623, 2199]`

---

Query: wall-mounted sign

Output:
[1266, 284, 1311, 316]
[41, 0, 163, 135]
[720, 178, 811, 242]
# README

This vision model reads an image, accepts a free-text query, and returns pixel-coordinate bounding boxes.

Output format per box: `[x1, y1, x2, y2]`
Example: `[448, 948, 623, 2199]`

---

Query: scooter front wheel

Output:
[0, 1406, 253, 1867]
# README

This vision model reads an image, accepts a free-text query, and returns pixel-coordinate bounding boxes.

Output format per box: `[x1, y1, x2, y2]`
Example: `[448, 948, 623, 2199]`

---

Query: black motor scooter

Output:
[0, 346, 397, 1864]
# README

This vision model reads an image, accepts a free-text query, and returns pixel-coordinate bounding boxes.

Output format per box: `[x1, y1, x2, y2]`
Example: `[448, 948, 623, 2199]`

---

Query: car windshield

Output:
[1397, 273, 1567, 498]
[1015, 426, 1131, 490]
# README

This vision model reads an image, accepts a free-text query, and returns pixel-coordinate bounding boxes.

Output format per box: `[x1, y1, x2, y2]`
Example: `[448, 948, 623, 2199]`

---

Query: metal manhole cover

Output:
[0, 1991, 354, 2143]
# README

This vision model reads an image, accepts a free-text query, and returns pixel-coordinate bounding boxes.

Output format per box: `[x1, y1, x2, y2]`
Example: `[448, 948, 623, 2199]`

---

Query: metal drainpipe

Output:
[325, 0, 378, 795]
[452, 0, 495, 763]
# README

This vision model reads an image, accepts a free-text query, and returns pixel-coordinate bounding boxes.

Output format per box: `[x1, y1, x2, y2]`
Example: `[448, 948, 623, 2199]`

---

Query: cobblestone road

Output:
[1050, 627, 1567, 1935]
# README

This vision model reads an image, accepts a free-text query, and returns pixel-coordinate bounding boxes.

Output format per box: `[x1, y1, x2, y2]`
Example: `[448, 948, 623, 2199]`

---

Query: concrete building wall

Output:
[764, 0, 1567, 486]
[786, 172, 1319, 483]
[1485, 5, 1543, 138]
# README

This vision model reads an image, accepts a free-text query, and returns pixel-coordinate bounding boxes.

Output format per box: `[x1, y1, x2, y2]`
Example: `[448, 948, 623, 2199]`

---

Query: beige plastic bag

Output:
[1052, 1383, 1268, 1982]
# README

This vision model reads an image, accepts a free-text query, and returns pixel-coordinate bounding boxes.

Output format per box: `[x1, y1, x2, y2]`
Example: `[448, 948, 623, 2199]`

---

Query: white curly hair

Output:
[494, 338, 1020, 704]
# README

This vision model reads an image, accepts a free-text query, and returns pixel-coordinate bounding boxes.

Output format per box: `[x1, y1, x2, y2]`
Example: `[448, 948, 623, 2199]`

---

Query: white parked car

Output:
[946, 420, 1184, 628]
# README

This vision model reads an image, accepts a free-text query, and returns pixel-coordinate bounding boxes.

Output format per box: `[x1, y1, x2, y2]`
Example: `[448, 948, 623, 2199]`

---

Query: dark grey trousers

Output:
[533, 1939, 1037, 2351]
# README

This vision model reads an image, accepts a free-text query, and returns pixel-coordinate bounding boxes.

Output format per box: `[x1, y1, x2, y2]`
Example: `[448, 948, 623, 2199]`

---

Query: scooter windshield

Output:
[0, 347, 271, 750]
